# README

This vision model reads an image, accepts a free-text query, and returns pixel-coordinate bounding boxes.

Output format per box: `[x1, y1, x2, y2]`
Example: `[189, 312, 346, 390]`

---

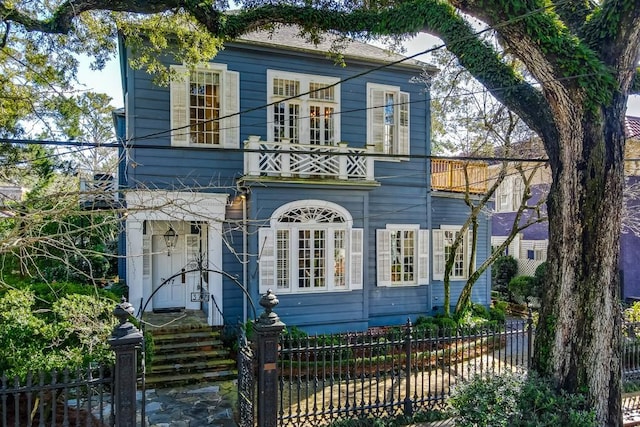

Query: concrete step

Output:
[153, 339, 222, 354]
[145, 324, 235, 388]
[149, 358, 237, 374]
[151, 330, 221, 343]
[144, 369, 237, 388]
[153, 349, 229, 363]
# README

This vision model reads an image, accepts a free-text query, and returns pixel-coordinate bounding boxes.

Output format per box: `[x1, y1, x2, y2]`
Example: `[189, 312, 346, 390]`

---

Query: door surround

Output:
[125, 190, 228, 325]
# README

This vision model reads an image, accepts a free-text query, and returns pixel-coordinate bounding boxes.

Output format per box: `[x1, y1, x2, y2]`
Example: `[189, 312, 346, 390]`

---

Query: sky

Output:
[76, 33, 640, 117]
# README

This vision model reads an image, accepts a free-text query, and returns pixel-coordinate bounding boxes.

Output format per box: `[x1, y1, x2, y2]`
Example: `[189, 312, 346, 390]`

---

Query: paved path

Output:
[139, 381, 238, 427]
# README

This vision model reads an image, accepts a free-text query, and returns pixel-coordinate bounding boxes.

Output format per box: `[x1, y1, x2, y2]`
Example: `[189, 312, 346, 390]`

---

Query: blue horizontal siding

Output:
[121, 37, 493, 333]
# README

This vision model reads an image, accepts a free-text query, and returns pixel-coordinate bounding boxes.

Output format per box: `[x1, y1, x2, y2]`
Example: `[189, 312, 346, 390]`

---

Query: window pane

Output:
[309, 82, 334, 101]
[334, 230, 346, 288]
[298, 230, 312, 288]
[273, 78, 299, 97]
[189, 71, 220, 144]
[314, 230, 325, 288]
[297, 229, 326, 288]
[390, 229, 415, 284]
[274, 102, 299, 143]
[383, 92, 395, 154]
[444, 230, 465, 278]
[403, 230, 414, 282]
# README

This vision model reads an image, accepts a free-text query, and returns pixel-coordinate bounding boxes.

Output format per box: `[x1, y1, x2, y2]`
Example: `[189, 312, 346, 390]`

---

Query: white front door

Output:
[152, 235, 186, 310]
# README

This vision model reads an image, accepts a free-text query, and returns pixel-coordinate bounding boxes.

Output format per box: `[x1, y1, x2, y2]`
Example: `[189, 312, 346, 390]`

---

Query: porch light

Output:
[163, 225, 178, 255]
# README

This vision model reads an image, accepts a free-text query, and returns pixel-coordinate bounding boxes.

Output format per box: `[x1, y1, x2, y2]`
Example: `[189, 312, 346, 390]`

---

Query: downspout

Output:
[242, 191, 248, 323]
[425, 87, 434, 311]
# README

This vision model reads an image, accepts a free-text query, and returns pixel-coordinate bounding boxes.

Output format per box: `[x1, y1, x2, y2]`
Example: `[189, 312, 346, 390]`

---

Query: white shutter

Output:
[170, 65, 189, 145]
[466, 229, 475, 278]
[504, 177, 514, 211]
[398, 92, 410, 156]
[418, 229, 429, 284]
[258, 227, 275, 294]
[368, 86, 385, 153]
[376, 229, 392, 286]
[222, 70, 240, 148]
[142, 235, 151, 278]
[350, 228, 363, 290]
[433, 229, 445, 281]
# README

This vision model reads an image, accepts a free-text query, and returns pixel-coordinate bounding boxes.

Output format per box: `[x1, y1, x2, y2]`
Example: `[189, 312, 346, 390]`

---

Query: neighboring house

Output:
[0, 185, 24, 217]
[492, 116, 640, 299]
[114, 27, 492, 333]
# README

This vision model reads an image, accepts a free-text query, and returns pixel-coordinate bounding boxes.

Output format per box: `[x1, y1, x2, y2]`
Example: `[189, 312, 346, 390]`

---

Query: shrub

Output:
[508, 275, 539, 304]
[0, 289, 116, 378]
[533, 261, 548, 288]
[492, 255, 518, 297]
[489, 300, 507, 323]
[449, 370, 596, 427]
[414, 316, 439, 336]
[434, 316, 458, 335]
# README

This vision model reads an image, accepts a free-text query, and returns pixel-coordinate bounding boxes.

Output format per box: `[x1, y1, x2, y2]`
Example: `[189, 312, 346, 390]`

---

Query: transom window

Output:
[268, 71, 340, 146]
[259, 201, 362, 294]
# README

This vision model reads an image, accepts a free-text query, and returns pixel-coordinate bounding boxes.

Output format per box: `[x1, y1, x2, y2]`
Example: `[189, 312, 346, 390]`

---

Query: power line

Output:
[129, 0, 572, 144]
[0, 137, 550, 162]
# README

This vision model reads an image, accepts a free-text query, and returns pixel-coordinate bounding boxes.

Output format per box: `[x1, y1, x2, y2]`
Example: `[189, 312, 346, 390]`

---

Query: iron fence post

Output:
[108, 297, 144, 427]
[527, 307, 534, 368]
[255, 290, 286, 427]
[404, 318, 413, 417]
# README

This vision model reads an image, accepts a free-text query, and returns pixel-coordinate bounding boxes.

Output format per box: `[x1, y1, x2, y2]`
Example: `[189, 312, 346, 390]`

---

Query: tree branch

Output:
[0, 0, 183, 33]
[583, 0, 640, 92]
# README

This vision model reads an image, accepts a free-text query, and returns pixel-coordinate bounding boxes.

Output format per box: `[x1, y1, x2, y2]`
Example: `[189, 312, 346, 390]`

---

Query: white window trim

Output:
[366, 82, 410, 160]
[433, 225, 473, 281]
[267, 70, 341, 145]
[258, 200, 362, 294]
[376, 224, 429, 287]
[169, 63, 240, 149]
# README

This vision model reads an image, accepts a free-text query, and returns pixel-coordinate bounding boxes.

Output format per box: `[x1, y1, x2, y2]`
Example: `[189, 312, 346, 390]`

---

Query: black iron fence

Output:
[0, 366, 114, 427]
[276, 319, 532, 426]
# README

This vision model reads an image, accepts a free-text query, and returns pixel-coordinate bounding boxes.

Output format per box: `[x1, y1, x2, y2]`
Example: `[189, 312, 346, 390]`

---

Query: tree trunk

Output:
[533, 101, 625, 426]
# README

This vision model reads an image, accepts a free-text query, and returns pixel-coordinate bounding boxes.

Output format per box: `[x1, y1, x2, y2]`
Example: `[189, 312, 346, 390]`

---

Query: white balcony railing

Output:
[79, 173, 116, 208]
[243, 136, 375, 182]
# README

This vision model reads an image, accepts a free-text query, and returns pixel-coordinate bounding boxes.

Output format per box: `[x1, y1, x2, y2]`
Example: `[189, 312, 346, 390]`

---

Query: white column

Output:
[338, 142, 348, 180]
[126, 219, 146, 315]
[245, 136, 261, 177]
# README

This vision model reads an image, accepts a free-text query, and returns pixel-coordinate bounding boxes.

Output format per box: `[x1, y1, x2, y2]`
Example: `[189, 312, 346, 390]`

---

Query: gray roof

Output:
[235, 25, 437, 72]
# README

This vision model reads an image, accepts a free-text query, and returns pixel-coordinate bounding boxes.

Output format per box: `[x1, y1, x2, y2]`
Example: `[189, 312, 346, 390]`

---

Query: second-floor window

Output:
[367, 83, 410, 157]
[170, 64, 239, 148]
[495, 175, 524, 212]
[267, 71, 340, 145]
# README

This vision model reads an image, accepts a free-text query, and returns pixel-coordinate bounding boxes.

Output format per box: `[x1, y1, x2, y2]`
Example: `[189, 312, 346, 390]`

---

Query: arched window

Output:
[259, 201, 362, 294]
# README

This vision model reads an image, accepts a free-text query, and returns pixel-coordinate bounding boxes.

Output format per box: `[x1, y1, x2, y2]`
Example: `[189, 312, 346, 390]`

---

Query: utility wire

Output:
[129, 0, 573, 143]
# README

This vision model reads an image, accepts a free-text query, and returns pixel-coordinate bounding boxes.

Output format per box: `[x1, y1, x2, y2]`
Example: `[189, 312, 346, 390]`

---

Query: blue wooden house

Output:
[114, 26, 492, 333]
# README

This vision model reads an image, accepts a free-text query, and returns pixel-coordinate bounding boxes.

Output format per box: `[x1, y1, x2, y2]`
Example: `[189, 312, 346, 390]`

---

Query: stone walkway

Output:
[139, 381, 238, 427]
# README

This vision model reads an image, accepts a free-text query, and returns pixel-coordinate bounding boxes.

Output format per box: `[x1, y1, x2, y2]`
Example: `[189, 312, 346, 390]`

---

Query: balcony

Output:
[243, 136, 376, 184]
[431, 159, 487, 194]
[79, 173, 117, 210]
